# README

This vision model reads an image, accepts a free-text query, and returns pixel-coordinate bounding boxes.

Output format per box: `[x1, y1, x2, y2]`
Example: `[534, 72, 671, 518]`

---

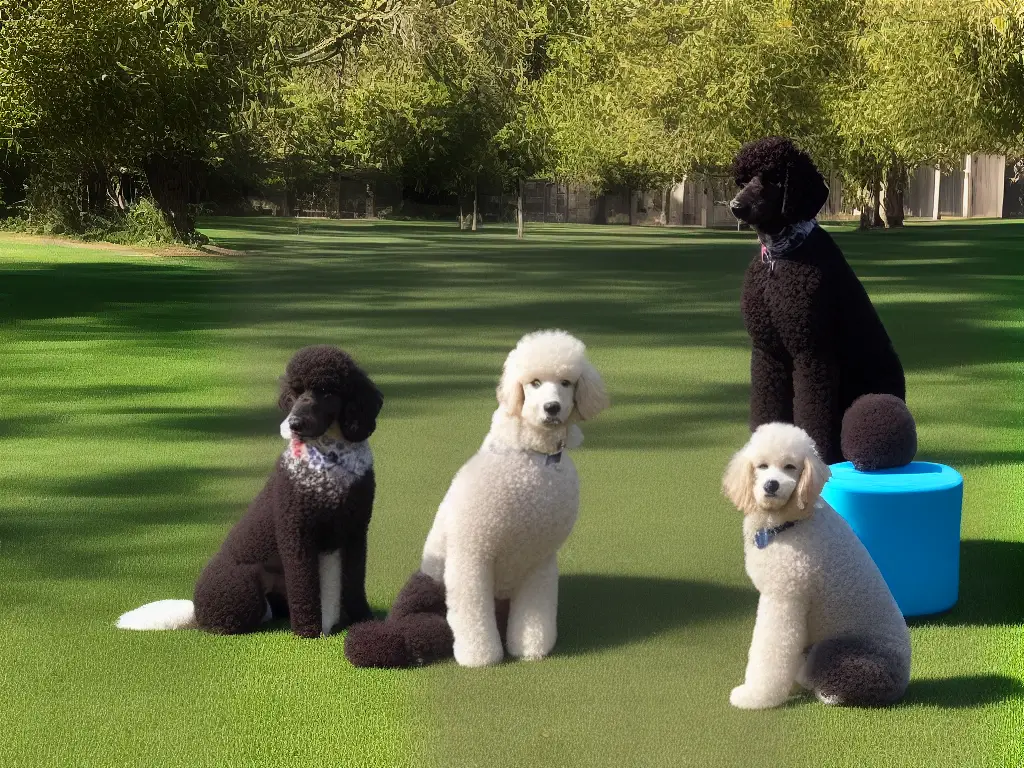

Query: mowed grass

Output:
[0, 218, 1021, 767]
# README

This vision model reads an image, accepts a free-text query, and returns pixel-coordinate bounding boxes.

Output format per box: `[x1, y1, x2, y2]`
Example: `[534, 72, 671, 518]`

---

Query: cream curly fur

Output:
[723, 423, 911, 709]
[420, 329, 609, 667]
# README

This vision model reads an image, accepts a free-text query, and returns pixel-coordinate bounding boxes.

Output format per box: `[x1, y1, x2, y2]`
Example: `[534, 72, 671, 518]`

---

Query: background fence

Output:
[248, 154, 1020, 226]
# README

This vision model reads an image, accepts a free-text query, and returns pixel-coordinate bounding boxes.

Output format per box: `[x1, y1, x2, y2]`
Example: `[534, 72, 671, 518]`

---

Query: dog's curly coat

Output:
[345, 329, 609, 668]
[723, 423, 911, 709]
[117, 345, 383, 638]
[730, 136, 907, 465]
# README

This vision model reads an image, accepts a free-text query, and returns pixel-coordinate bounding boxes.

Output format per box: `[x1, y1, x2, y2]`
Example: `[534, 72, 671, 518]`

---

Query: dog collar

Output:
[753, 520, 798, 549]
[758, 219, 817, 268]
[533, 439, 565, 465]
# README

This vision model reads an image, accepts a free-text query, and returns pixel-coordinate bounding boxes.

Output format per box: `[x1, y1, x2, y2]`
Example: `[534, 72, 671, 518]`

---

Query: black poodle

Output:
[118, 345, 383, 638]
[729, 137, 907, 465]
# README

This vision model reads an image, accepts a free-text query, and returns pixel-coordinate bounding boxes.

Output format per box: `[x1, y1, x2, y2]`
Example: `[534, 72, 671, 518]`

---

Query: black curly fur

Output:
[279, 345, 384, 443]
[804, 636, 910, 706]
[193, 345, 383, 637]
[841, 394, 917, 471]
[734, 137, 907, 464]
[344, 571, 455, 668]
[731, 136, 830, 229]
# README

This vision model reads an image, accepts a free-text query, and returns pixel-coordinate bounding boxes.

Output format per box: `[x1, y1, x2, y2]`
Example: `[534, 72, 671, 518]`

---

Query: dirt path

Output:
[0, 232, 245, 258]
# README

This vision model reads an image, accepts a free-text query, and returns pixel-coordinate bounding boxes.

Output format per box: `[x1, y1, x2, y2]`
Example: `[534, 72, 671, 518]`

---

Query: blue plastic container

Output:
[821, 461, 963, 617]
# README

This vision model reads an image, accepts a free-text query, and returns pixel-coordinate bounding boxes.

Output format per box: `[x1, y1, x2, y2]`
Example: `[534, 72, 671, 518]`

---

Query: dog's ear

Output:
[722, 450, 756, 512]
[796, 450, 831, 510]
[278, 376, 296, 413]
[782, 162, 829, 223]
[574, 360, 609, 421]
[340, 370, 384, 443]
[496, 355, 525, 416]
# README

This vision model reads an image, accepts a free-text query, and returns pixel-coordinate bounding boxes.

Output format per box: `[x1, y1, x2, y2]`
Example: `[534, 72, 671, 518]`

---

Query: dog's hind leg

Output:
[193, 558, 267, 635]
[803, 636, 909, 706]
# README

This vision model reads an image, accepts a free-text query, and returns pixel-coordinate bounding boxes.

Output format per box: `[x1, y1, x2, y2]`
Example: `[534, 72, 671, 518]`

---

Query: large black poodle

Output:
[729, 137, 908, 465]
[118, 345, 384, 638]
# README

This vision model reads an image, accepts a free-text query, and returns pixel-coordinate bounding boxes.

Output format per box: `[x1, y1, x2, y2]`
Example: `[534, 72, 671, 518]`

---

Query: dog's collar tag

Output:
[545, 440, 565, 465]
[754, 520, 797, 549]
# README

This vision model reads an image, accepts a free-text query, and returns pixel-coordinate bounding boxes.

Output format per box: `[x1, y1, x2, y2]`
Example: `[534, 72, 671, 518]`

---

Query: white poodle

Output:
[722, 423, 911, 708]
[344, 329, 609, 668]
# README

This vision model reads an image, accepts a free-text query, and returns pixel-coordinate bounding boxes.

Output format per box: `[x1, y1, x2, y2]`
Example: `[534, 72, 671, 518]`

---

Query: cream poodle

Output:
[344, 329, 609, 668]
[722, 423, 911, 708]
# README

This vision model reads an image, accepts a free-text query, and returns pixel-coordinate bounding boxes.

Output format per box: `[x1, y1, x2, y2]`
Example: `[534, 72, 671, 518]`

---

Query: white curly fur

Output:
[420, 329, 609, 667]
[722, 423, 911, 709]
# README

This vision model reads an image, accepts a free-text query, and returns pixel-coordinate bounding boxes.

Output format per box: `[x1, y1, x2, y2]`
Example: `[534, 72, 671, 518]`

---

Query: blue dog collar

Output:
[754, 520, 798, 549]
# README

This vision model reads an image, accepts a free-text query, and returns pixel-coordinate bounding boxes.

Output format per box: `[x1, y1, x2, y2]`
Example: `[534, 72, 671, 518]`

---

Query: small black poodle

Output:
[729, 136, 907, 465]
[118, 345, 383, 638]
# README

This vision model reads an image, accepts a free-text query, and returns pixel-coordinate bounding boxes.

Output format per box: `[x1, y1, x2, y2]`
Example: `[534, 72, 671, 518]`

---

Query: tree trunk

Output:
[472, 182, 478, 231]
[459, 202, 465, 230]
[280, 179, 295, 218]
[660, 184, 670, 226]
[858, 167, 884, 229]
[143, 152, 195, 239]
[516, 179, 524, 239]
[366, 182, 375, 218]
[84, 167, 108, 213]
[881, 159, 906, 228]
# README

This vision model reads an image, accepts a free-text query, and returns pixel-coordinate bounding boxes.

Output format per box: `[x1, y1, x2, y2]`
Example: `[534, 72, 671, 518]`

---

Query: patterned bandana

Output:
[759, 218, 818, 270]
[280, 419, 373, 478]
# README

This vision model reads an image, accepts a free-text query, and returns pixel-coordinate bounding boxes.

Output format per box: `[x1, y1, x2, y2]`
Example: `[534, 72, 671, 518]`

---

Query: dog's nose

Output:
[288, 416, 304, 431]
[730, 198, 748, 216]
[764, 479, 780, 494]
[543, 402, 561, 415]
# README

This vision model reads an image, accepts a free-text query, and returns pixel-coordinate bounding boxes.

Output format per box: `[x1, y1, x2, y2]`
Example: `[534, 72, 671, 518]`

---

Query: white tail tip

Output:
[117, 599, 197, 631]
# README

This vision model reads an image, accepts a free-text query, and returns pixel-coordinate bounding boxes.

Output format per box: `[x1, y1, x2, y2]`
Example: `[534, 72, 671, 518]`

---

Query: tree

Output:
[833, 0, 1024, 227]
[0, 0, 404, 239]
[534, 0, 860, 231]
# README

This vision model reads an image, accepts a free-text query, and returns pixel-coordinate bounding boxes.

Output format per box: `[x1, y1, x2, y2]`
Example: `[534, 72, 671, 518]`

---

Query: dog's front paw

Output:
[293, 623, 322, 639]
[506, 629, 556, 661]
[453, 638, 504, 668]
[729, 684, 787, 710]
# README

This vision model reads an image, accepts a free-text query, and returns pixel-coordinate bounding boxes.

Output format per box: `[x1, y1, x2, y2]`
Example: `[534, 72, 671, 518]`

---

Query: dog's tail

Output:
[117, 599, 198, 631]
[344, 571, 453, 668]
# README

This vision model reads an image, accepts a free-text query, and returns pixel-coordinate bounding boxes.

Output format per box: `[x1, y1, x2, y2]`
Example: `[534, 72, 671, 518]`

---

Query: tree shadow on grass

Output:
[902, 675, 1024, 709]
[908, 540, 1024, 628]
[920, 447, 1024, 469]
[554, 573, 756, 655]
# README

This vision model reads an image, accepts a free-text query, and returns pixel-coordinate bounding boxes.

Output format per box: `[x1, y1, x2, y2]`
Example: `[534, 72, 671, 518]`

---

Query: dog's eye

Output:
[560, 380, 571, 387]
[784, 463, 797, 470]
[530, 379, 541, 388]
[758, 463, 769, 470]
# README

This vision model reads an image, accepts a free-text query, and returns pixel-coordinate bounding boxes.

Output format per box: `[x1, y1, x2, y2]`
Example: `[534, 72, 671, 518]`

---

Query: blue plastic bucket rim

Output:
[825, 461, 963, 493]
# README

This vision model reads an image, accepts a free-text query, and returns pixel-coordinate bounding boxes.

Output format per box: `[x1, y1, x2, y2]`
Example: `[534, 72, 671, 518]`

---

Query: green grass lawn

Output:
[0, 219, 1021, 767]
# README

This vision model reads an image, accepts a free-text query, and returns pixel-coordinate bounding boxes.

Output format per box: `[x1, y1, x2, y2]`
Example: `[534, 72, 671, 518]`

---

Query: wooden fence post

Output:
[962, 154, 973, 218]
